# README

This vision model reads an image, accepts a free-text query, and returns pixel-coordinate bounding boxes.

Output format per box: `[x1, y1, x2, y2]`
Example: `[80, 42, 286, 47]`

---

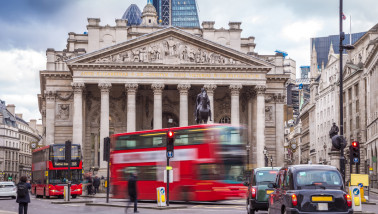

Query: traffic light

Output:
[65, 140, 72, 164]
[166, 131, 174, 157]
[350, 141, 360, 164]
[103, 137, 111, 162]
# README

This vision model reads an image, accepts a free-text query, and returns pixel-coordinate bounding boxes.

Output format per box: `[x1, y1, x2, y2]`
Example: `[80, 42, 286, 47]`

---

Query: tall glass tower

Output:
[152, 0, 200, 28]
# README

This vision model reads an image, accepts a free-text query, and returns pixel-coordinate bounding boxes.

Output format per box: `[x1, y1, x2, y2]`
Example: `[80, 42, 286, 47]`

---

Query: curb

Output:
[51, 200, 93, 204]
[86, 203, 187, 210]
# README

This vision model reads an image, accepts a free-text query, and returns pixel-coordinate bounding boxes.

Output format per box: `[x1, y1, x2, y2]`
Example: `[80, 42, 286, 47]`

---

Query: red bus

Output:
[111, 124, 247, 201]
[31, 144, 83, 198]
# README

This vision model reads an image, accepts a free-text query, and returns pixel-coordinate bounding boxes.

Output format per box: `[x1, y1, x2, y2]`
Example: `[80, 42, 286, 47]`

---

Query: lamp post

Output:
[339, 0, 354, 185]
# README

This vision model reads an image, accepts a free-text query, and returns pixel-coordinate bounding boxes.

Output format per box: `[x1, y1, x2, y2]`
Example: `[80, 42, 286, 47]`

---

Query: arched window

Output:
[219, 116, 231, 124]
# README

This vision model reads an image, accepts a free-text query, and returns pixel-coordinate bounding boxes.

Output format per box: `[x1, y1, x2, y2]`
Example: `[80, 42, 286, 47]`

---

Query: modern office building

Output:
[311, 32, 365, 67]
[122, 4, 142, 26]
[153, 0, 200, 28]
[300, 66, 310, 79]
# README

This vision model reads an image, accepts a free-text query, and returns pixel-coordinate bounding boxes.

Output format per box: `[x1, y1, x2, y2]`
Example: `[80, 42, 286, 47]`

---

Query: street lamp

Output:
[339, 0, 355, 185]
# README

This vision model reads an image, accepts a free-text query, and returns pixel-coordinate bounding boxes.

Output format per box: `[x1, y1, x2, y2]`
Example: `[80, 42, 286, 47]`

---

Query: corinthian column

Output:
[98, 82, 111, 170]
[72, 82, 85, 147]
[255, 85, 266, 168]
[204, 84, 217, 124]
[230, 84, 243, 126]
[152, 83, 164, 129]
[44, 90, 56, 145]
[177, 84, 191, 127]
[125, 83, 138, 132]
[274, 93, 285, 167]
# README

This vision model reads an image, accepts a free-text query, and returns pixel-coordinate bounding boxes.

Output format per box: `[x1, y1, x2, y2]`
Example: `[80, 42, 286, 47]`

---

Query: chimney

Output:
[6, 104, 15, 116]
[29, 119, 37, 130]
[16, 113, 23, 119]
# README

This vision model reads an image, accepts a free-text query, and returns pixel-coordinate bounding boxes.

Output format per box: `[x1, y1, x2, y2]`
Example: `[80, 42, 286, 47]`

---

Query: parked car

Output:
[244, 167, 281, 214]
[268, 165, 353, 214]
[0, 182, 17, 199]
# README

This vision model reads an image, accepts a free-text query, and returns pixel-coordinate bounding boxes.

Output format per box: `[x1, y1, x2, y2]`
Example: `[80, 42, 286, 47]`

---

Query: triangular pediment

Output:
[67, 27, 272, 68]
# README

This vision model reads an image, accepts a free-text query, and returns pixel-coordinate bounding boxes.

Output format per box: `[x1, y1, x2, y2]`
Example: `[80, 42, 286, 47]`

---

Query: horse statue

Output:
[194, 88, 212, 124]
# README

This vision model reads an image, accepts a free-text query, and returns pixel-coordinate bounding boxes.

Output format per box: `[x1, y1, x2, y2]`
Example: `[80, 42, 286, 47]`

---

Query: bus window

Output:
[198, 164, 220, 180]
[152, 136, 164, 147]
[175, 134, 189, 145]
[219, 128, 242, 145]
[223, 165, 244, 182]
[122, 166, 157, 181]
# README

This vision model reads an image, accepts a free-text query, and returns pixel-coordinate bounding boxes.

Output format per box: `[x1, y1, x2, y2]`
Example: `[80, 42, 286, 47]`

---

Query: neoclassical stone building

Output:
[38, 3, 289, 172]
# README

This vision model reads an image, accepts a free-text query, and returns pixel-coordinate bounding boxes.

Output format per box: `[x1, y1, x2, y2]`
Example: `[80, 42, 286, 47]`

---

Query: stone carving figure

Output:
[194, 88, 212, 124]
[57, 104, 70, 120]
[329, 122, 339, 139]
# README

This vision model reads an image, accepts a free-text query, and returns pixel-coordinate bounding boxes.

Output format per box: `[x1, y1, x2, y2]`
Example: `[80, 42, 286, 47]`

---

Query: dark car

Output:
[268, 165, 353, 214]
[245, 167, 281, 214]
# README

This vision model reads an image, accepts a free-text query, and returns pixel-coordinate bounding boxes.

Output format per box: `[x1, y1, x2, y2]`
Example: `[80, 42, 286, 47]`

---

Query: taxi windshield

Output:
[255, 170, 278, 184]
[295, 170, 342, 189]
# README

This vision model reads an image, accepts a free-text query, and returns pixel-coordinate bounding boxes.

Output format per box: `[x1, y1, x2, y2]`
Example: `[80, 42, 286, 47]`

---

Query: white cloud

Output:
[281, 20, 324, 43]
[0, 49, 45, 123]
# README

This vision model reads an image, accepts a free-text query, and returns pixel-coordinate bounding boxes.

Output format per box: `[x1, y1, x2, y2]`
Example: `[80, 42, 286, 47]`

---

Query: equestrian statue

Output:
[194, 88, 212, 124]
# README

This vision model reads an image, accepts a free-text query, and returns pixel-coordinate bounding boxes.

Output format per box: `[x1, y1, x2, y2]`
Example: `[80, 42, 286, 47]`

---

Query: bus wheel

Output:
[72, 195, 77, 199]
[181, 187, 193, 202]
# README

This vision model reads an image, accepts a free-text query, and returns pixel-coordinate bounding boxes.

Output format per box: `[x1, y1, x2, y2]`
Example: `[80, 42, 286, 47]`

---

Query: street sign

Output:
[353, 188, 360, 196]
[353, 158, 359, 163]
[167, 151, 173, 158]
[358, 183, 363, 188]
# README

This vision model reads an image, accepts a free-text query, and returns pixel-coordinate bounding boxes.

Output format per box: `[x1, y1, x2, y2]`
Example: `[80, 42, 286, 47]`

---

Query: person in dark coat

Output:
[125, 172, 138, 213]
[93, 176, 100, 195]
[86, 173, 93, 195]
[16, 176, 31, 214]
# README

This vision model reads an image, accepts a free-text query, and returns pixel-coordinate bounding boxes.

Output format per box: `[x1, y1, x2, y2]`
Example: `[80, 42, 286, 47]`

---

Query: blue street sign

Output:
[167, 151, 173, 158]
[353, 188, 360, 196]
[160, 188, 165, 194]
[353, 158, 359, 163]
[358, 183, 363, 188]
[299, 84, 303, 89]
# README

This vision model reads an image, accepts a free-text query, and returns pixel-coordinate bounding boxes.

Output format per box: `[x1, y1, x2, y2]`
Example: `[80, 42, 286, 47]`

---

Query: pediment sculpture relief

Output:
[92, 37, 246, 65]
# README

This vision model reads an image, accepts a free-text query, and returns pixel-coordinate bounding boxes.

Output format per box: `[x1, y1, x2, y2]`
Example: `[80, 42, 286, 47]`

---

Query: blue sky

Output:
[0, 0, 377, 123]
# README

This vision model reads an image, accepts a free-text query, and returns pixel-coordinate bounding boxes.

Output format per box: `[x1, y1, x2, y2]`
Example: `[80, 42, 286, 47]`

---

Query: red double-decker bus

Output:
[31, 144, 83, 198]
[111, 124, 247, 201]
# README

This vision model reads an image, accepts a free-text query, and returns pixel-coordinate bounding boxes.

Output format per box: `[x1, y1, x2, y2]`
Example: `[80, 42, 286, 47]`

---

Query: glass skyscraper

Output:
[311, 32, 365, 66]
[122, 4, 142, 26]
[152, 0, 200, 28]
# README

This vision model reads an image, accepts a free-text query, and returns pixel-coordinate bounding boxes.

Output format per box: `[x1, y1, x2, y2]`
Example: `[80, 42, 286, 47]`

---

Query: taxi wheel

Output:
[247, 199, 255, 214]
[11, 196, 16, 199]
[282, 206, 287, 214]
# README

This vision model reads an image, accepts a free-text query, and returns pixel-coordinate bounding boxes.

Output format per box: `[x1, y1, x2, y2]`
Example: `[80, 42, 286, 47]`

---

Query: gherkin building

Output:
[122, 4, 142, 26]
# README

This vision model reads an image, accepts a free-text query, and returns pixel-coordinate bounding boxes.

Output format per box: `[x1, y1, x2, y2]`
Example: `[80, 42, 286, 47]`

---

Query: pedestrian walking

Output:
[86, 173, 93, 195]
[16, 176, 31, 214]
[93, 176, 100, 195]
[125, 172, 138, 213]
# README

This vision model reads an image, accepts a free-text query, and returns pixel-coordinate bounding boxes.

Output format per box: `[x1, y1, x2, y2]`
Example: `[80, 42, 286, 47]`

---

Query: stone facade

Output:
[38, 3, 290, 173]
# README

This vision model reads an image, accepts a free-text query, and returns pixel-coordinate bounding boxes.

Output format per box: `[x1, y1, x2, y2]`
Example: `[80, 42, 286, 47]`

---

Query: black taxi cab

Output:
[244, 167, 281, 214]
[268, 165, 353, 214]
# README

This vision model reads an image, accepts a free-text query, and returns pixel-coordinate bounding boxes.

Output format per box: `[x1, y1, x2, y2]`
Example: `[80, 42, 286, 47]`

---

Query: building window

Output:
[219, 116, 231, 124]
[356, 116, 360, 129]
[356, 100, 359, 113]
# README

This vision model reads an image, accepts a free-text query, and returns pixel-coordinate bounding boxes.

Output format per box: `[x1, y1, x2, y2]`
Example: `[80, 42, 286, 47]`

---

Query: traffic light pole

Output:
[339, 0, 346, 185]
[166, 156, 170, 206]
